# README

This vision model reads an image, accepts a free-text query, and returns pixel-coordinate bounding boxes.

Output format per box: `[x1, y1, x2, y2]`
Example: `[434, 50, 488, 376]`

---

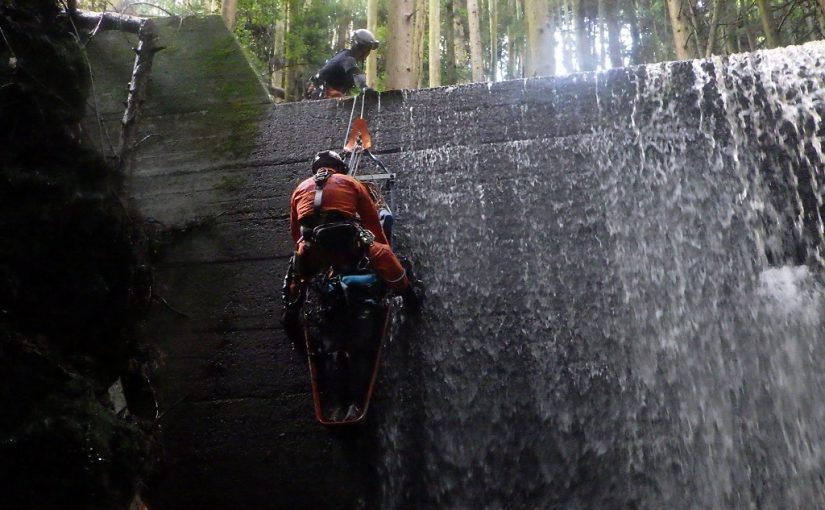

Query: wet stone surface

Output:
[89, 25, 825, 510]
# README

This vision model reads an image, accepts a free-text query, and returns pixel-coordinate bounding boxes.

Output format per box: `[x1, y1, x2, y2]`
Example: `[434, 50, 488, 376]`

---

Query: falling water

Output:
[374, 42, 825, 509]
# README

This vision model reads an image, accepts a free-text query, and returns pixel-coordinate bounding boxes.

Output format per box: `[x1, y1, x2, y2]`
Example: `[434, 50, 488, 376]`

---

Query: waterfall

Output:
[376, 42, 824, 509]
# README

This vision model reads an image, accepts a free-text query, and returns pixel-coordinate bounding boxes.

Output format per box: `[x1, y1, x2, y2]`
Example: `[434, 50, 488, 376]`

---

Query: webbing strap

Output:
[313, 170, 330, 215]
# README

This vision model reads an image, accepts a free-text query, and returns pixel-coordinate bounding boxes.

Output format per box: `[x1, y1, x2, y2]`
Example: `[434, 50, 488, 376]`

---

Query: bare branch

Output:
[776, 0, 802, 32]
[118, 18, 160, 175]
[0, 25, 17, 59]
[705, 0, 723, 57]
[74, 9, 146, 33]
[121, 2, 178, 17]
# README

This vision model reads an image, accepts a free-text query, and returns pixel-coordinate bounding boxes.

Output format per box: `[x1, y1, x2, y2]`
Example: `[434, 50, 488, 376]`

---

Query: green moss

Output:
[212, 43, 237, 60]
[211, 102, 267, 159]
[149, 16, 270, 161]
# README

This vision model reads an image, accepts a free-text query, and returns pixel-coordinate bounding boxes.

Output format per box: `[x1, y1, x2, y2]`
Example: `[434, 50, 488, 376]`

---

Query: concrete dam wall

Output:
[88, 21, 825, 509]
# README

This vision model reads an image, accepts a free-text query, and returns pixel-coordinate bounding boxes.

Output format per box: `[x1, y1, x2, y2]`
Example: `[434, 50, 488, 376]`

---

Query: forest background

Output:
[77, 0, 825, 102]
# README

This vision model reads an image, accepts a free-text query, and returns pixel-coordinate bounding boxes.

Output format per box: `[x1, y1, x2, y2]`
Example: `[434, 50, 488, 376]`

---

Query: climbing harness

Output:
[309, 167, 370, 253]
[313, 168, 331, 215]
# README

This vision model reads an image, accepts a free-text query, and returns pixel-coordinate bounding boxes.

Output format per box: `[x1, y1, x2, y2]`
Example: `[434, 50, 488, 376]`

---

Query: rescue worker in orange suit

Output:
[305, 29, 378, 100]
[281, 150, 423, 344]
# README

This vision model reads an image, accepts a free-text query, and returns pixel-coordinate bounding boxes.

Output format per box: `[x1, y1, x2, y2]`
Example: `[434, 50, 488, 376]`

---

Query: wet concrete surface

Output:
[85, 24, 825, 509]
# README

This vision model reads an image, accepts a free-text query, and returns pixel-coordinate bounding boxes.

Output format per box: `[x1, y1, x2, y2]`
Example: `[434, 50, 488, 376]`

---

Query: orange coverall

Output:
[289, 169, 410, 292]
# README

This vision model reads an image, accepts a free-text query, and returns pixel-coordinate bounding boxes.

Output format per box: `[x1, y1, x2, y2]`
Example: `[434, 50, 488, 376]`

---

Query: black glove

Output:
[402, 280, 425, 313]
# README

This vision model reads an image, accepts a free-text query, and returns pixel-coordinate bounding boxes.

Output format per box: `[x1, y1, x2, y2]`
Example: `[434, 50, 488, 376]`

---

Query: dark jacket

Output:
[312, 49, 367, 95]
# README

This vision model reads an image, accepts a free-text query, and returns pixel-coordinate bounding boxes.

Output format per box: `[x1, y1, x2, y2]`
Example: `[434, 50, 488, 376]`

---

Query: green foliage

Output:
[234, 0, 280, 76]
[373, 13, 390, 89]
[279, 0, 355, 98]
[75, 0, 825, 94]
[85, 0, 215, 16]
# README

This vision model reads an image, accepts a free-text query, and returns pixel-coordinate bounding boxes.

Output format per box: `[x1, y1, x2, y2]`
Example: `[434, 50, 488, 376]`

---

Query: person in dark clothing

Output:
[305, 29, 379, 99]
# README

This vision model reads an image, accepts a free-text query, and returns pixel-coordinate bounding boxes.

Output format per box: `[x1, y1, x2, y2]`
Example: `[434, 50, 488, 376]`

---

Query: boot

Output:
[281, 307, 304, 351]
[281, 258, 305, 351]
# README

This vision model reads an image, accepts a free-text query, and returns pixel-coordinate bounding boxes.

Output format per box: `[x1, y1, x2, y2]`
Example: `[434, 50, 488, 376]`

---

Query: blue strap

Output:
[341, 274, 379, 287]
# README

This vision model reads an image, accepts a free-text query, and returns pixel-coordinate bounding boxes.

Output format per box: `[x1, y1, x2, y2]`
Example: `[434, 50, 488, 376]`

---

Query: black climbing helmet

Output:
[312, 150, 349, 174]
[351, 29, 379, 51]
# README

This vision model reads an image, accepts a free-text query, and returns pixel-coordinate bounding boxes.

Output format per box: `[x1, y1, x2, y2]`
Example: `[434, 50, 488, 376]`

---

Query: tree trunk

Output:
[367, 0, 378, 85]
[74, 10, 144, 32]
[721, 0, 738, 54]
[647, 0, 662, 61]
[418, 0, 428, 87]
[444, 0, 457, 83]
[271, 19, 286, 92]
[506, 0, 517, 78]
[818, 0, 825, 19]
[489, 0, 498, 80]
[741, 0, 755, 51]
[453, 0, 469, 82]
[572, 0, 593, 71]
[756, 0, 780, 48]
[605, 0, 621, 68]
[666, 0, 693, 60]
[685, 0, 703, 57]
[388, 0, 416, 89]
[337, 0, 352, 50]
[429, 0, 442, 86]
[467, 0, 484, 81]
[572, 0, 584, 70]
[411, 0, 427, 86]
[562, 0, 575, 73]
[704, 0, 722, 57]
[627, 0, 642, 64]
[524, 0, 555, 76]
[590, 23, 598, 67]
[221, 0, 238, 30]
[284, 0, 298, 99]
[597, 0, 606, 68]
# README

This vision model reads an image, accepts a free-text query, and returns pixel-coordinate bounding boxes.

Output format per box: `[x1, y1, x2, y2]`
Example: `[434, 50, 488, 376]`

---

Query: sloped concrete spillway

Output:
[90, 22, 824, 508]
